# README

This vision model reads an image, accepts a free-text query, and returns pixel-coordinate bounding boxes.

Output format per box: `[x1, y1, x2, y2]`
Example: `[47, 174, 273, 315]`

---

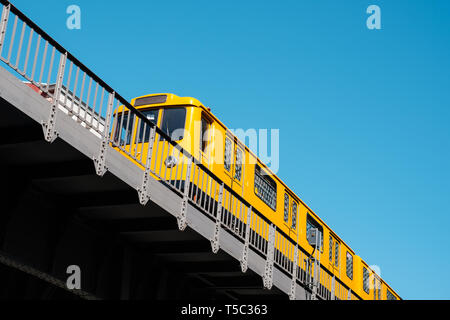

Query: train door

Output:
[199, 112, 213, 170]
[231, 140, 245, 197]
[223, 134, 244, 195]
[283, 193, 298, 239]
[223, 134, 234, 187]
[328, 235, 340, 278]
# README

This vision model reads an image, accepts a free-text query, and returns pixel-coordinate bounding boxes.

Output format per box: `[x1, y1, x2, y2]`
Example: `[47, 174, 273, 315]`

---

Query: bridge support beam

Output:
[42, 52, 66, 143]
[93, 91, 115, 176]
[262, 224, 275, 289]
[210, 183, 223, 254]
[240, 206, 252, 273]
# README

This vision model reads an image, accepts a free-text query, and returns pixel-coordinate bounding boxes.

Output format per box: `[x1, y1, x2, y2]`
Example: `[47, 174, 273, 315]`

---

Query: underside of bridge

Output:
[0, 95, 287, 300]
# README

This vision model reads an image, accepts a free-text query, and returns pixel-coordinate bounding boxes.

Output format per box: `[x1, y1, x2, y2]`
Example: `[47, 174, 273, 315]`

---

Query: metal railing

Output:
[0, 0, 359, 300]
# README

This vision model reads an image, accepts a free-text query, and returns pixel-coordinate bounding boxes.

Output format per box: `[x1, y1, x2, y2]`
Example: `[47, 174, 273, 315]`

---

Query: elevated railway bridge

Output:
[0, 0, 350, 300]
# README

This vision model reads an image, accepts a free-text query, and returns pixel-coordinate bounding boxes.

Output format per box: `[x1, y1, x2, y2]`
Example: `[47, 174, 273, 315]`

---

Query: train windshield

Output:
[113, 107, 186, 145]
[159, 107, 186, 141]
[135, 108, 160, 143]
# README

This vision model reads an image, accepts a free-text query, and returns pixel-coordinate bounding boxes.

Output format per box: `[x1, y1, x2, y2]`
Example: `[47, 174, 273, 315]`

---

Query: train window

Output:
[334, 241, 339, 267]
[234, 148, 243, 181]
[160, 107, 186, 141]
[114, 112, 134, 145]
[136, 109, 159, 143]
[284, 194, 289, 223]
[329, 236, 333, 262]
[346, 252, 353, 279]
[306, 215, 323, 250]
[224, 138, 232, 172]
[254, 165, 277, 210]
[363, 267, 370, 294]
[200, 116, 211, 153]
[291, 201, 297, 229]
[387, 290, 397, 300]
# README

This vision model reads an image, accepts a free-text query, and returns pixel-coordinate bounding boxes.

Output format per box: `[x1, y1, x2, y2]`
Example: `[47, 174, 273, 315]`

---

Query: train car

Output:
[110, 93, 400, 300]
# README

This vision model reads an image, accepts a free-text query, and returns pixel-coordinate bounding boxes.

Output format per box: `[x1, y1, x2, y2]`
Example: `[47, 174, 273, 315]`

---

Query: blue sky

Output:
[12, 0, 450, 299]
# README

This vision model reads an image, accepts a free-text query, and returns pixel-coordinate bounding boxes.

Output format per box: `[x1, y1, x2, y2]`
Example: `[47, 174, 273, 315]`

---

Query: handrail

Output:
[0, 0, 303, 252]
[0, 0, 346, 300]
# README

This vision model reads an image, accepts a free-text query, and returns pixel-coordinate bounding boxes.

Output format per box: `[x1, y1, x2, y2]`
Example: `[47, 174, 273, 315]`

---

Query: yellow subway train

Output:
[111, 93, 401, 300]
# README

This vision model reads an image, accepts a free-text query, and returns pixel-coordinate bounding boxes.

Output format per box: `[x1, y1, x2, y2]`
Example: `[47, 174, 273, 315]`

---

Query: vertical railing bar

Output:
[117, 107, 126, 149]
[132, 118, 141, 159]
[188, 163, 195, 199]
[30, 34, 40, 80]
[173, 146, 182, 187]
[281, 234, 284, 266]
[151, 131, 160, 173]
[96, 87, 105, 131]
[86, 77, 92, 115]
[14, 20, 26, 68]
[85, 77, 93, 126]
[44, 46, 55, 93]
[78, 71, 86, 119]
[177, 149, 186, 191]
[156, 138, 165, 176]
[200, 172, 209, 209]
[0, 4, 11, 57]
[228, 193, 233, 225]
[205, 174, 211, 208]
[139, 122, 146, 163]
[205, 175, 212, 212]
[208, 179, 216, 214]
[169, 146, 176, 185]
[255, 217, 259, 251]
[237, 200, 242, 235]
[226, 193, 232, 226]
[38, 40, 48, 85]
[200, 174, 208, 209]
[7, 15, 18, 62]
[64, 61, 73, 109]
[92, 82, 99, 117]
[22, 27, 33, 73]
[193, 164, 200, 201]
[257, 217, 261, 252]
[125, 114, 134, 155]
[133, 118, 141, 159]
[157, 138, 166, 177]
[162, 143, 171, 181]
[197, 170, 205, 205]
[70, 66, 79, 113]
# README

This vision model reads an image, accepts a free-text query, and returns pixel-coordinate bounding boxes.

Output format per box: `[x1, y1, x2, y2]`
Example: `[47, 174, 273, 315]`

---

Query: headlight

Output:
[165, 155, 178, 168]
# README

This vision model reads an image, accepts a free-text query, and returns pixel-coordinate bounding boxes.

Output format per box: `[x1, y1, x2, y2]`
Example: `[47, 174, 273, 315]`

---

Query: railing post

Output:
[210, 182, 224, 254]
[93, 91, 115, 176]
[177, 156, 192, 231]
[263, 224, 276, 289]
[240, 205, 252, 273]
[42, 51, 66, 143]
[0, 3, 10, 56]
[310, 229, 321, 300]
[289, 244, 299, 300]
[137, 125, 156, 205]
